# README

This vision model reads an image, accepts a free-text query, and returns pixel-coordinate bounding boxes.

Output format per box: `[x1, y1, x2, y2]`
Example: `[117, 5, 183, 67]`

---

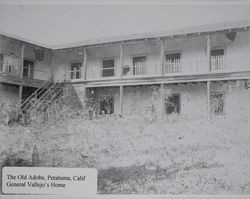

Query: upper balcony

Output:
[64, 55, 250, 84]
[0, 54, 50, 87]
[59, 28, 250, 85]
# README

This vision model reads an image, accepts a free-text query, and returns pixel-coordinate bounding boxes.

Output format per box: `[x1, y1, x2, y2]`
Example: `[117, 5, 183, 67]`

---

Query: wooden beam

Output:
[160, 39, 165, 76]
[119, 85, 123, 116]
[119, 43, 124, 78]
[160, 83, 165, 117]
[19, 85, 23, 105]
[207, 81, 211, 119]
[83, 48, 87, 80]
[206, 34, 211, 73]
[20, 44, 25, 79]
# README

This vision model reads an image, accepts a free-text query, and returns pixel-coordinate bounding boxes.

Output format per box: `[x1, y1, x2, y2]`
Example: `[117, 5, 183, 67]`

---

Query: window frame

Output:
[101, 58, 116, 77]
[130, 54, 148, 75]
[165, 93, 181, 115]
[23, 58, 36, 79]
[69, 62, 82, 79]
[210, 91, 225, 115]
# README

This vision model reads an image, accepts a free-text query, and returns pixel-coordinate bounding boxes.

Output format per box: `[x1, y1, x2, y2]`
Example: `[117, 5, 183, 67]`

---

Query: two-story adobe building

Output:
[1, 20, 250, 120]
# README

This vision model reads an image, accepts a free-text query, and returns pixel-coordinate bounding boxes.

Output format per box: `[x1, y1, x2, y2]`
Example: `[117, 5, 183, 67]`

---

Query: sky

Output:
[0, 3, 250, 46]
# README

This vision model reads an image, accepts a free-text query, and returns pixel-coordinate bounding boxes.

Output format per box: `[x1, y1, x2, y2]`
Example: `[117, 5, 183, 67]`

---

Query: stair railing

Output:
[20, 80, 52, 112]
[26, 81, 63, 113]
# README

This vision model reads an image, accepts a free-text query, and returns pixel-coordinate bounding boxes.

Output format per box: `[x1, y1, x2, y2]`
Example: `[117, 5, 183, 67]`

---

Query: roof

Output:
[1, 19, 250, 50]
[0, 30, 51, 49]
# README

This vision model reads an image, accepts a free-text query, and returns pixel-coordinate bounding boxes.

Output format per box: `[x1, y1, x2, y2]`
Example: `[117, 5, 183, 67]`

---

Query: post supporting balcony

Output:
[160, 39, 165, 75]
[206, 34, 211, 73]
[19, 44, 25, 104]
[206, 80, 211, 119]
[119, 85, 123, 116]
[83, 48, 87, 80]
[119, 42, 124, 78]
[160, 83, 165, 117]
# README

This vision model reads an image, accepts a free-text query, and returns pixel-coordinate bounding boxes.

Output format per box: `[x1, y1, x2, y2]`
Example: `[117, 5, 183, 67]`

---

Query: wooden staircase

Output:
[20, 80, 64, 114]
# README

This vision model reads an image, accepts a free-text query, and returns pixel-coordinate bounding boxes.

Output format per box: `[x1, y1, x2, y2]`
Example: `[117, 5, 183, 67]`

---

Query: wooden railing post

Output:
[18, 44, 25, 105]
[120, 42, 124, 78]
[206, 34, 211, 73]
[83, 48, 87, 80]
[160, 39, 165, 75]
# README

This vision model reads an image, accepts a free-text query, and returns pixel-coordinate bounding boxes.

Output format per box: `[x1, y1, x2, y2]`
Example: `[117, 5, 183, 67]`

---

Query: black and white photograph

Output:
[1, 0, 250, 197]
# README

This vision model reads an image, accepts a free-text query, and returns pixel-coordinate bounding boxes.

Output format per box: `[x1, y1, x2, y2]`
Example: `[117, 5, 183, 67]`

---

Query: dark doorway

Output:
[23, 59, 34, 78]
[100, 96, 114, 114]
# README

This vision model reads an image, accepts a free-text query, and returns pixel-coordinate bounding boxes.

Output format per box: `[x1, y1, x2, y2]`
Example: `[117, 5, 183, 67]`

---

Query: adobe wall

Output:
[71, 80, 250, 120]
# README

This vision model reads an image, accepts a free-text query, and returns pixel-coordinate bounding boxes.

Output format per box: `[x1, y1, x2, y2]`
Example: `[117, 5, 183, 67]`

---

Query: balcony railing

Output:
[0, 60, 21, 77]
[165, 60, 182, 74]
[66, 69, 82, 80]
[211, 55, 225, 71]
[64, 56, 250, 81]
[86, 66, 118, 80]
[0, 60, 49, 81]
[123, 63, 159, 77]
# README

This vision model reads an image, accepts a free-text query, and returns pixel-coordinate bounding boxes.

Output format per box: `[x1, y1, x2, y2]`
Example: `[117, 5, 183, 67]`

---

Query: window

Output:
[102, 59, 115, 77]
[23, 59, 34, 78]
[211, 48, 225, 70]
[165, 52, 181, 73]
[70, 62, 82, 79]
[211, 49, 224, 57]
[132, 56, 147, 75]
[100, 96, 114, 114]
[210, 92, 225, 115]
[0, 54, 3, 72]
[165, 94, 181, 114]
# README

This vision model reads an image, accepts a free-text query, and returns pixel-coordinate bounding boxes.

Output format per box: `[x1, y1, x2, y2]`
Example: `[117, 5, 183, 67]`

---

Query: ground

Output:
[0, 113, 250, 194]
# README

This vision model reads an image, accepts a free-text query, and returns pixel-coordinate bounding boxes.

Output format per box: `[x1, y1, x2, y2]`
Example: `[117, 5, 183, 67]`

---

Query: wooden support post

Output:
[18, 85, 23, 105]
[120, 43, 124, 78]
[207, 81, 211, 119]
[83, 48, 87, 80]
[160, 40, 165, 75]
[160, 83, 165, 117]
[20, 44, 25, 79]
[206, 34, 211, 73]
[119, 85, 123, 116]
[19, 44, 25, 105]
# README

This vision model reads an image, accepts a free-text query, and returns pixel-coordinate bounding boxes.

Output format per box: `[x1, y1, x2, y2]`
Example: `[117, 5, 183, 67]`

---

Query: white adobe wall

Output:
[122, 83, 207, 118]
[53, 48, 85, 81]
[210, 81, 250, 120]
[23, 45, 52, 80]
[81, 81, 250, 120]
[211, 31, 250, 72]
[123, 41, 162, 75]
[87, 44, 121, 80]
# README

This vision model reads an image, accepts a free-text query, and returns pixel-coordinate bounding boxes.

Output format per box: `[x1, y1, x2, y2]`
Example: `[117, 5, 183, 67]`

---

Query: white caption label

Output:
[2, 167, 97, 196]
